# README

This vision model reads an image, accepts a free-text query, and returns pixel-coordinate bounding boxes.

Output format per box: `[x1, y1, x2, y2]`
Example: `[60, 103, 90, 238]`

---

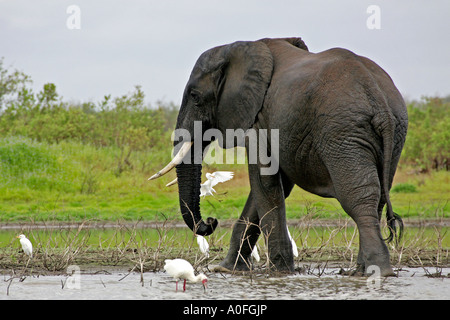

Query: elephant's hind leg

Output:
[329, 160, 395, 276]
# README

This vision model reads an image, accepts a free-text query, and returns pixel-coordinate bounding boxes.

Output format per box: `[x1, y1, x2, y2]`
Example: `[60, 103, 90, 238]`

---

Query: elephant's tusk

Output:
[166, 178, 178, 187]
[148, 141, 193, 180]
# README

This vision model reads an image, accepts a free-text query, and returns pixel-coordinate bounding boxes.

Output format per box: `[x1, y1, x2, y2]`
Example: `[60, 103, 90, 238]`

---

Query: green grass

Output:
[0, 137, 173, 221]
[389, 170, 449, 219]
[392, 183, 417, 193]
[0, 136, 448, 223]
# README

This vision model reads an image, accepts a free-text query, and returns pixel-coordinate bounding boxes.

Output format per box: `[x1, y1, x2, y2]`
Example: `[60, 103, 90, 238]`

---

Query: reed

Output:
[1, 216, 446, 280]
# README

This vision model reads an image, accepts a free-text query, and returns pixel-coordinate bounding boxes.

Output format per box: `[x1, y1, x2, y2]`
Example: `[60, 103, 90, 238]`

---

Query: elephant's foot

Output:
[212, 260, 293, 275]
[210, 264, 233, 273]
[368, 264, 396, 277]
[267, 255, 295, 273]
[339, 263, 395, 277]
[256, 252, 295, 273]
[339, 264, 365, 277]
[210, 264, 251, 274]
[218, 245, 294, 274]
[215, 256, 253, 273]
[361, 253, 396, 277]
[352, 215, 397, 277]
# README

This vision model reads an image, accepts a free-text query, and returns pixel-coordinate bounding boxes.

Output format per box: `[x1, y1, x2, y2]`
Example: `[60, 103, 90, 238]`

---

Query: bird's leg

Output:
[176, 280, 178, 292]
[183, 279, 187, 292]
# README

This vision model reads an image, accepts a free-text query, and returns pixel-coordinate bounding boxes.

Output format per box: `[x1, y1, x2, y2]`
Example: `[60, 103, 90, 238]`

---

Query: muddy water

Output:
[2, 267, 449, 300]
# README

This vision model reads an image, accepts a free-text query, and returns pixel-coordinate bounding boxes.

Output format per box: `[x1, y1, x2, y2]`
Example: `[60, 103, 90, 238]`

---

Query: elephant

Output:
[149, 37, 408, 276]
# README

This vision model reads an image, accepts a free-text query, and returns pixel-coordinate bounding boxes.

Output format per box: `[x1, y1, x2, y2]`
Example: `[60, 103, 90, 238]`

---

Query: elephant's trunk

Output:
[176, 161, 217, 236]
[149, 140, 218, 236]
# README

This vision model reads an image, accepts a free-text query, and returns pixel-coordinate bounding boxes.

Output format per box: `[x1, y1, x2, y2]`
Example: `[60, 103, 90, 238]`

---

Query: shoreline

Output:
[0, 217, 448, 230]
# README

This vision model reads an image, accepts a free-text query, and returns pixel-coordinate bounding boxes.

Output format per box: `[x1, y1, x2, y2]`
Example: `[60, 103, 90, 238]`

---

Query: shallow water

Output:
[2, 267, 449, 300]
[2, 223, 448, 300]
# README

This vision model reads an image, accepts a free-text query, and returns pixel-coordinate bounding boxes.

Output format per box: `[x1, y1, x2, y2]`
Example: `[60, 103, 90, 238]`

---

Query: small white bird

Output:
[287, 228, 298, 257]
[196, 235, 210, 257]
[200, 171, 234, 197]
[164, 259, 208, 292]
[17, 234, 33, 258]
[251, 245, 260, 262]
[250, 227, 298, 261]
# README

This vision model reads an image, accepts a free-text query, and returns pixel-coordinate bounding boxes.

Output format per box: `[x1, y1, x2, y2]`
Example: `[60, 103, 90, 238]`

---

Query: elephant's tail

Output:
[373, 112, 404, 244]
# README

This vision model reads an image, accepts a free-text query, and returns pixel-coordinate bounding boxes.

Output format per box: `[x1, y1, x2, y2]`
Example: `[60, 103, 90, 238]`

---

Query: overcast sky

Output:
[1, 0, 449, 106]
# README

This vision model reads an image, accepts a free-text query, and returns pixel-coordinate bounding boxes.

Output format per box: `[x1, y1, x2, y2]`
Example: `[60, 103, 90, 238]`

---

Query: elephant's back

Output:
[269, 47, 405, 135]
[265, 48, 406, 196]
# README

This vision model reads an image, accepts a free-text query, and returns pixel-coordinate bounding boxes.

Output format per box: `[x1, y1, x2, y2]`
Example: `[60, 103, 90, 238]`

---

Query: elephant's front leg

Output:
[219, 191, 261, 272]
[248, 164, 294, 273]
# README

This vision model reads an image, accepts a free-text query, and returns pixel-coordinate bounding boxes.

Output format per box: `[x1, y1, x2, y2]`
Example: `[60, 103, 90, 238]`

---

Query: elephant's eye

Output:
[190, 90, 201, 104]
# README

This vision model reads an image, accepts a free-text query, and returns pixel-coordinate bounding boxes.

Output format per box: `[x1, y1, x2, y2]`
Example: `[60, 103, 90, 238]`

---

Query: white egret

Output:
[251, 245, 260, 262]
[287, 228, 298, 257]
[196, 235, 210, 257]
[200, 171, 234, 197]
[17, 234, 33, 258]
[164, 259, 208, 292]
[250, 227, 297, 262]
[165, 171, 234, 194]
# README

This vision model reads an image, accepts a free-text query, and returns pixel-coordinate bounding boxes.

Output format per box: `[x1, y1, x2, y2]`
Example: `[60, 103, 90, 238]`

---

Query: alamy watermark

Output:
[173, 121, 279, 175]
[64, 265, 81, 289]
[66, 5, 81, 30]
[366, 5, 381, 30]
[366, 265, 382, 290]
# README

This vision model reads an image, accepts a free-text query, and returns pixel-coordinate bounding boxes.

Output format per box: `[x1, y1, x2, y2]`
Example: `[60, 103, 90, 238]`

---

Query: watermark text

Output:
[66, 5, 81, 30]
[366, 5, 381, 30]
[172, 121, 279, 175]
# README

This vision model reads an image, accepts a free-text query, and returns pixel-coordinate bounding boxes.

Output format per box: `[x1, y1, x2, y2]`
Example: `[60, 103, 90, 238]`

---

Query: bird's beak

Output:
[16, 236, 20, 239]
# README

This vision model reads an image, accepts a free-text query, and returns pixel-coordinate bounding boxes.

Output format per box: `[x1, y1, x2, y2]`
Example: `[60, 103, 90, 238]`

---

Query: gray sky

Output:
[1, 0, 449, 106]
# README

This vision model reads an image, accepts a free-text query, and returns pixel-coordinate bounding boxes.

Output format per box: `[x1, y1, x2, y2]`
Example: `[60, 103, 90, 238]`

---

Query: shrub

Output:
[0, 137, 57, 178]
[0, 60, 176, 177]
[402, 97, 449, 171]
[391, 183, 417, 193]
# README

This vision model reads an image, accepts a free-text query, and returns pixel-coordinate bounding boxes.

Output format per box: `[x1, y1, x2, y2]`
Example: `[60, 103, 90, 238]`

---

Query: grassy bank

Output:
[0, 136, 448, 223]
[1, 219, 448, 273]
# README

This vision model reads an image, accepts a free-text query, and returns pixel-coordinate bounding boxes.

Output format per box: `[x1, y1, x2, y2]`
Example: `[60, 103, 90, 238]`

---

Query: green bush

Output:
[0, 137, 57, 178]
[0, 60, 176, 177]
[402, 97, 449, 171]
[391, 183, 417, 193]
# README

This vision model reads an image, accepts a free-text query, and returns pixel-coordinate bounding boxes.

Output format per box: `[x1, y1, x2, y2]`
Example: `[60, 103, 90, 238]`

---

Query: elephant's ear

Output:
[259, 37, 309, 51]
[216, 41, 273, 131]
[281, 37, 309, 51]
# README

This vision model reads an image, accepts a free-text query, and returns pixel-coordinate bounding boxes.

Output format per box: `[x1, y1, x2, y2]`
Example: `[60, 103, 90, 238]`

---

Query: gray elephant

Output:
[150, 37, 408, 276]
